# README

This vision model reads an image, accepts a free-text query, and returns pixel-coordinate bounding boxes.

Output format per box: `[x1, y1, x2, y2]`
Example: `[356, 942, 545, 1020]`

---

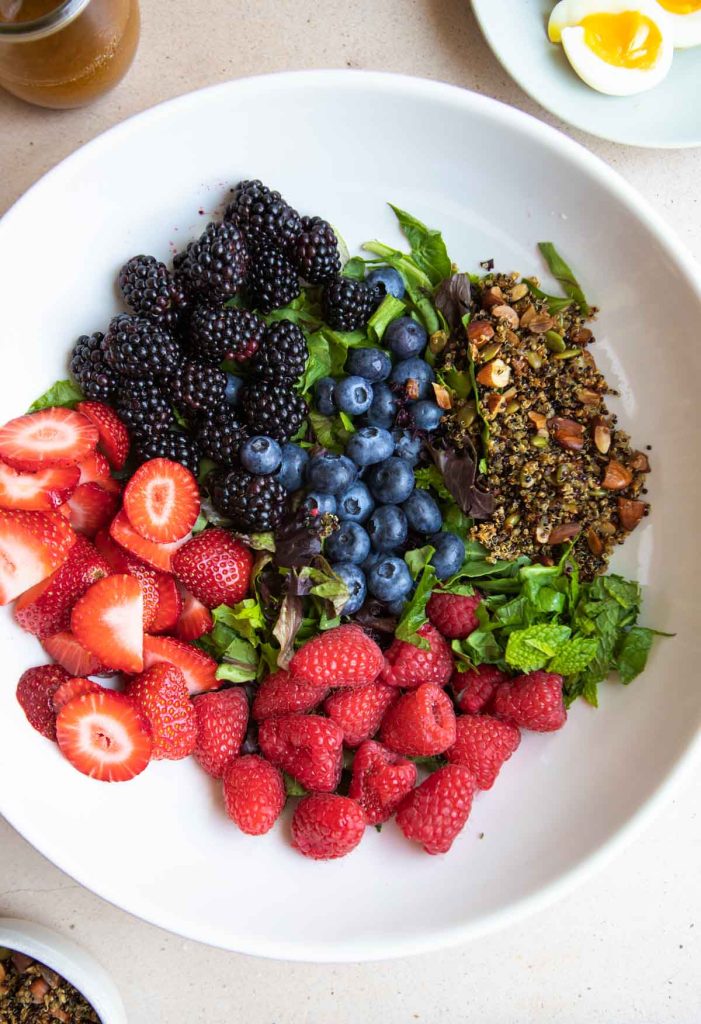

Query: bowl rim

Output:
[1, 69, 701, 962]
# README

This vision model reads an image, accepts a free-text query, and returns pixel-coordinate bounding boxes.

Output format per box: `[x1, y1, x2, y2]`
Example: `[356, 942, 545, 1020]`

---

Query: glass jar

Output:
[0, 0, 140, 109]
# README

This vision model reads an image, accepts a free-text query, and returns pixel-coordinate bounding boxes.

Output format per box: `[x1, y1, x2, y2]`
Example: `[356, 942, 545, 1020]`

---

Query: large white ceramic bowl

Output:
[0, 72, 700, 963]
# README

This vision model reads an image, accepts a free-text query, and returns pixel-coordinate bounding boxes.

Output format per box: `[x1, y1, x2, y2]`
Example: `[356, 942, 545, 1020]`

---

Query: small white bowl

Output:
[0, 918, 126, 1024]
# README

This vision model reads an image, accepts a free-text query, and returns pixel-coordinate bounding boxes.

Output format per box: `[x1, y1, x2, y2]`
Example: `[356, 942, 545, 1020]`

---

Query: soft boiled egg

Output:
[548, 0, 674, 96]
[655, 0, 701, 48]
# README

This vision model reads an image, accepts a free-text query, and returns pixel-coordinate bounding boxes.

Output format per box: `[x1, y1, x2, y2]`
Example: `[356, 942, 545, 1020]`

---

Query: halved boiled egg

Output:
[655, 0, 701, 49]
[548, 0, 674, 96]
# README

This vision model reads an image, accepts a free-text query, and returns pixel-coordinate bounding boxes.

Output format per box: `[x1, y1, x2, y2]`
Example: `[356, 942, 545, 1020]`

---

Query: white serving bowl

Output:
[0, 917, 126, 1023]
[0, 71, 700, 962]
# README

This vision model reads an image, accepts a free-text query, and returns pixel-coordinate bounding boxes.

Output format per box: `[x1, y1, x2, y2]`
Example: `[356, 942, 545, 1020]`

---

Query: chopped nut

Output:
[577, 387, 601, 405]
[30, 977, 50, 1003]
[491, 304, 520, 330]
[508, 282, 529, 302]
[528, 410, 547, 430]
[0, 963, 5, 984]
[504, 328, 522, 347]
[629, 450, 651, 473]
[466, 320, 495, 347]
[405, 378, 420, 401]
[592, 417, 612, 454]
[548, 416, 585, 451]
[617, 498, 647, 530]
[52, 1010, 71, 1023]
[432, 383, 452, 410]
[586, 528, 604, 555]
[485, 393, 507, 416]
[476, 358, 511, 388]
[598, 520, 617, 536]
[12, 953, 33, 973]
[570, 326, 593, 346]
[601, 459, 633, 490]
[548, 522, 582, 545]
[519, 303, 537, 328]
[535, 524, 551, 544]
[527, 313, 557, 335]
[481, 285, 504, 309]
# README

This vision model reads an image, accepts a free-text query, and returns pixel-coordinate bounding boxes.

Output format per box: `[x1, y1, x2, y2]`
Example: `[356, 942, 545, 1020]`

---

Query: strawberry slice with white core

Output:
[52, 677, 104, 713]
[0, 461, 80, 511]
[109, 509, 187, 573]
[71, 574, 144, 673]
[0, 509, 76, 605]
[76, 401, 129, 470]
[43, 630, 114, 677]
[123, 458, 200, 543]
[142, 634, 218, 694]
[0, 408, 98, 471]
[56, 690, 152, 782]
[67, 482, 119, 537]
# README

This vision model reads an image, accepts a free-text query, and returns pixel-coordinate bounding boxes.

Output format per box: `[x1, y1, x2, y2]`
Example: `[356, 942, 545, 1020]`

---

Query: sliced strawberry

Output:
[0, 461, 80, 512]
[151, 574, 182, 633]
[142, 634, 218, 694]
[76, 401, 129, 470]
[93, 528, 160, 630]
[57, 502, 71, 519]
[123, 458, 200, 543]
[16, 664, 70, 739]
[0, 408, 98, 471]
[56, 690, 152, 782]
[43, 630, 114, 677]
[77, 451, 122, 495]
[71, 574, 144, 673]
[175, 586, 213, 642]
[52, 677, 104, 713]
[67, 482, 119, 538]
[14, 535, 110, 638]
[0, 509, 76, 605]
[109, 509, 186, 573]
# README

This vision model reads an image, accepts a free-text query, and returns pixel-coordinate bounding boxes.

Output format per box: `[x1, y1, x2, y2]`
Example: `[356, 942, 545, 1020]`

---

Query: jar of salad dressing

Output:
[0, 0, 140, 108]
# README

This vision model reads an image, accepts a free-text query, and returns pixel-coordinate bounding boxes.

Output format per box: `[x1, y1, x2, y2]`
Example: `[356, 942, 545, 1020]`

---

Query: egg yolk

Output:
[578, 11, 663, 69]
[656, 1, 701, 12]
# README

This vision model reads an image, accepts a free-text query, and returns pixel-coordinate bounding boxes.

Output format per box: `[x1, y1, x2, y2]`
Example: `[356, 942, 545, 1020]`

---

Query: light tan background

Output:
[1, 2, 700, 1022]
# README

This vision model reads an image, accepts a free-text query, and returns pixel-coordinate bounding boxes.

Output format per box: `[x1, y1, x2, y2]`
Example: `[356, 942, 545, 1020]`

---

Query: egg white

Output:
[654, 2, 701, 48]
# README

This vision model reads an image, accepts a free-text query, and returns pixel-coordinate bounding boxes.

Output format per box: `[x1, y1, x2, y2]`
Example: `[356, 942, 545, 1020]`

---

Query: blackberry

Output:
[247, 246, 300, 313]
[241, 380, 307, 442]
[225, 179, 302, 251]
[169, 359, 227, 415]
[179, 220, 249, 303]
[195, 405, 249, 466]
[134, 430, 201, 476]
[208, 467, 288, 532]
[250, 319, 308, 382]
[118, 255, 182, 326]
[189, 303, 265, 365]
[104, 314, 181, 381]
[289, 216, 341, 284]
[70, 331, 120, 401]
[322, 276, 379, 332]
[116, 380, 175, 434]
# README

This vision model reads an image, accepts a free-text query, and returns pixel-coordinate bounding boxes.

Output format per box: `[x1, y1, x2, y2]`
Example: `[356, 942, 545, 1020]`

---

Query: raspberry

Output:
[446, 715, 520, 789]
[492, 671, 567, 732]
[396, 764, 476, 855]
[289, 624, 384, 689]
[348, 740, 417, 825]
[426, 590, 482, 639]
[379, 683, 457, 757]
[125, 663, 197, 761]
[222, 755, 286, 836]
[380, 623, 453, 689]
[323, 681, 398, 747]
[257, 714, 343, 792]
[291, 793, 366, 860]
[16, 664, 70, 740]
[193, 687, 249, 777]
[252, 670, 328, 721]
[450, 665, 510, 715]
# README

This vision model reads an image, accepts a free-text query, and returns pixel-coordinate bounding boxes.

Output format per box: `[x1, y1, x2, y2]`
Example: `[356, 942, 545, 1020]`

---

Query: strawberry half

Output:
[56, 690, 152, 782]
[76, 402, 129, 470]
[109, 509, 186, 573]
[68, 482, 120, 538]
[0, 461, 80, 512]
[175, 586, 213, 642]
[0, 408, 98, 471]
[125, 663, 197, 761]
[142, 634, 218, 694]
[150, 575, 182, 634]
[16, 664, 70, 740]
[123, 458, 200, 543]
[94, 528, 160, 630]
[71, 573, 144, 673]
[43, 630, 114, 677]
[0, 508, 76, 605]
[76, 451, 121, 495]
[52, 677, 105, 713]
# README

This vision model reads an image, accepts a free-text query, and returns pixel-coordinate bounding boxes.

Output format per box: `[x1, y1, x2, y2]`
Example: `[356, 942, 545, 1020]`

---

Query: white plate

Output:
[0, 71, 700, 963]
[472, 0, 701, 148]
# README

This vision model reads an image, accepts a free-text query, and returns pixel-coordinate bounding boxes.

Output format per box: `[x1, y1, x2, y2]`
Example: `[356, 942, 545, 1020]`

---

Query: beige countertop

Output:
[1, 3, 700, 1022]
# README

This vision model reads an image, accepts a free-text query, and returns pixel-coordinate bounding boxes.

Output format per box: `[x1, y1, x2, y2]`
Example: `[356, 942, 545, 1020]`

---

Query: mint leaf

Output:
[367, 294, 405, 344]
[389, 205, 452, 285]
[395, 560, 437, 649]
[615, 626, 654, 684]
[549, 637, 598, 675]
[538, 242, 591, 315]
[505, 624, 571, 671]
[28, 379, 84, 412]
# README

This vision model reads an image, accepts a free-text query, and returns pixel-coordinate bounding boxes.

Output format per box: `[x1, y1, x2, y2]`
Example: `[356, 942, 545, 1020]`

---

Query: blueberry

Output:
[386, 598, 407, 616]
[367, 457, 415, 505]
[315, 376, 336, 415]
[332, 562, 367, 616]
[225, 373, 244, 406]
[402, 490, 443, 534]
[334, 376, 374, 415]
[307, 453, 357, 495]
[346, 347, 392, 383]
[277, 443, 309, 491]
[368, 556, 413, 602]
[325, 522, 371, 564]
[365, 383, 398, 429]
[304, 491, 337, 516]
[393, 430, 422, 466]
[365, 267, 405, 300]
[385, 316, 427, 359]
[410, 400, 444, 432]
[346, 426, 395, 467]
[336, 481, 374, 523]
[240, 435, 282, 475]
[430, 531, 466, 579]
[361, 548, 384, 573]
[390, 357, 435, 400]
[367, 505, 408, 552]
